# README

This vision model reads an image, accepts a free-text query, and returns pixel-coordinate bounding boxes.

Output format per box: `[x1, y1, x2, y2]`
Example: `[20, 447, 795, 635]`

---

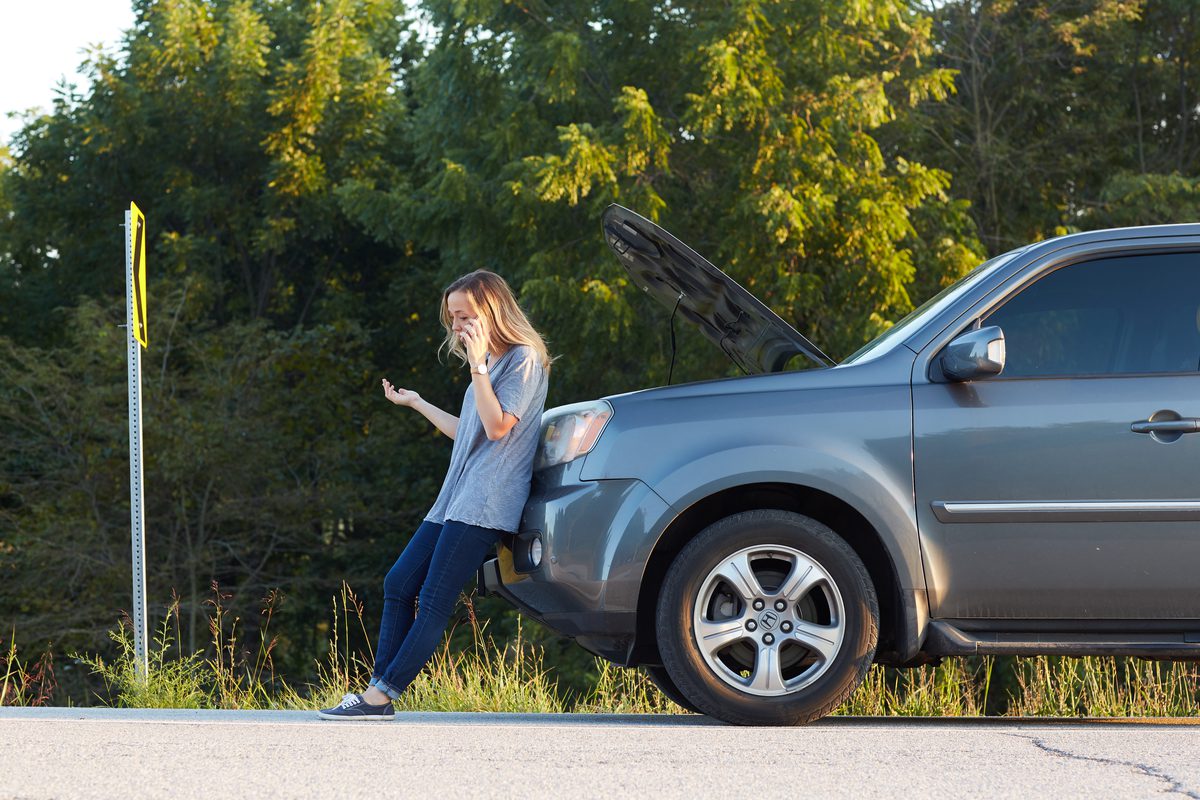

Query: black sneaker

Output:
[317, 692, 396, 721]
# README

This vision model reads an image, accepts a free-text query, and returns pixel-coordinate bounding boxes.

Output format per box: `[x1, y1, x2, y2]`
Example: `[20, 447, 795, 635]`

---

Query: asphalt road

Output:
[2, 708, 1199, 799]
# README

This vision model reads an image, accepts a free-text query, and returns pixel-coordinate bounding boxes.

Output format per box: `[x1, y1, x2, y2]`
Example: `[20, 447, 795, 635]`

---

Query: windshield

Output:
[842, 248, 1026, 365]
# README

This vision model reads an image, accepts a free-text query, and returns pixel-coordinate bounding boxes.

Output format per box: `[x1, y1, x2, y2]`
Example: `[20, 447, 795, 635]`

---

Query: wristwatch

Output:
[474, 361, 489, 376]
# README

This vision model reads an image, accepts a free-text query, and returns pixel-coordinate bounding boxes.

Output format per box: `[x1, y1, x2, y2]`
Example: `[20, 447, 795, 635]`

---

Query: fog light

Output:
[528, 537, 543, 568]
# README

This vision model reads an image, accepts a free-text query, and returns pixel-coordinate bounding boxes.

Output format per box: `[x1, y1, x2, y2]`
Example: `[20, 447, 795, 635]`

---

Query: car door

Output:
[913, 250, 1200, 620]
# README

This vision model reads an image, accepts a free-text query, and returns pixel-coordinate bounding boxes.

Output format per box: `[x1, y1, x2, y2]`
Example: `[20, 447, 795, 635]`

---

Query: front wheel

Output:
[655, 509, 878, 725]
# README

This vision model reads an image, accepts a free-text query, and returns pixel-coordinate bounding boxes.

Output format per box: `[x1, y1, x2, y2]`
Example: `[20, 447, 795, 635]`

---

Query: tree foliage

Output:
[907, 0, 1200, 248]
[349, 0, 983, 380]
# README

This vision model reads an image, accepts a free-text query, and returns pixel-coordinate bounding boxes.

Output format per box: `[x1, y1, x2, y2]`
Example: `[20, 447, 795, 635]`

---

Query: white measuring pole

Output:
[124, 208, 148, 678]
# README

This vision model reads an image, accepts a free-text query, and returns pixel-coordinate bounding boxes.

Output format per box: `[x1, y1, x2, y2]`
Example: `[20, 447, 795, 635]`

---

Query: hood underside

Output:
[601, 204, 835, 374]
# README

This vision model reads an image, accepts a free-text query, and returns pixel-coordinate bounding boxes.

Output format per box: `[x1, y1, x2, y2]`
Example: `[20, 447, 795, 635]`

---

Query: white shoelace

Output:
[337, 693, 362, 709]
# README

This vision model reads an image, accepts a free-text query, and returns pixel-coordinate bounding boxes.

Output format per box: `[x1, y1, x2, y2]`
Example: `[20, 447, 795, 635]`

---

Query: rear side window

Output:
[984, 253, 1200, 377]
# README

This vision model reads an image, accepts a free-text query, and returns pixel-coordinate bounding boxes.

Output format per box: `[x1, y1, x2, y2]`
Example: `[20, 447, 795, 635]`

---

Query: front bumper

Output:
[481, 459, 673, 665]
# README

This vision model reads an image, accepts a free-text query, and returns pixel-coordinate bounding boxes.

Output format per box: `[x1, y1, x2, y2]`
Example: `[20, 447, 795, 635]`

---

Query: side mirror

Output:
[940, 325, 1006, 382]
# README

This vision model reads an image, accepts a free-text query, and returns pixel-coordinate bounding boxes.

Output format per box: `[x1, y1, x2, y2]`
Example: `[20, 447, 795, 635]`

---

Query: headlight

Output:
[535, 400, 613, 470]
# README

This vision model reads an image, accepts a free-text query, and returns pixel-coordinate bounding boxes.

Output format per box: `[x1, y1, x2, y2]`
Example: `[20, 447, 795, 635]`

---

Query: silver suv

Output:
[482, 204, 1200, 725]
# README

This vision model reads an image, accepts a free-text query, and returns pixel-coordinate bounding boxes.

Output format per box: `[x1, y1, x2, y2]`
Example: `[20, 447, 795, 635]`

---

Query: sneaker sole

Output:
[316, 711, 396, 721]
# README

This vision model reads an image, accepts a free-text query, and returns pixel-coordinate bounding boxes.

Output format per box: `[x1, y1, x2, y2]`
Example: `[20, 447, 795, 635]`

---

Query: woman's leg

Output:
[370, 519, 443, 683]
[373, 520, 501, 700]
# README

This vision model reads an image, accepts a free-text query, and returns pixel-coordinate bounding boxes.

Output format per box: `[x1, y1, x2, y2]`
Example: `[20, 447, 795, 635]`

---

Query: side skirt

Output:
[923, 619, 1200, 659]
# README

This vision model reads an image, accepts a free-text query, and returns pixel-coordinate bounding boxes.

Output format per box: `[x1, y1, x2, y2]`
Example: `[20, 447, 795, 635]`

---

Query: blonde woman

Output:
[320, 269, 551, 720]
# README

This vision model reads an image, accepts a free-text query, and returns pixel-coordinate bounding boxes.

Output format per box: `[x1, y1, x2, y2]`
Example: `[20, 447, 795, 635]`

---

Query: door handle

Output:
[1131, 418, 1200, 434]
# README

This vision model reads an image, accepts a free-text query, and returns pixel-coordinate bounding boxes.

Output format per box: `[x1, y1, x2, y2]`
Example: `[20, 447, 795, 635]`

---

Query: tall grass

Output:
[2, 629, 56, 706]
[69, 583, 370, 711]
[575, 661, 688, 714]
[272, 583, 378, 711]
[7, 587, 1197, 717]
[72, 596, 209, 708]
[206, 586, 286, 709]
[1010, 656, 1200, 717]
[396, 603, 566, 713]
[835, 657, 993, 717]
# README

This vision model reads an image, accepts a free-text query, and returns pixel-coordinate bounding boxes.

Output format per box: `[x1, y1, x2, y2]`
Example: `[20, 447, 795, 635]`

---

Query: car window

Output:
[984, 252, 1200, 377]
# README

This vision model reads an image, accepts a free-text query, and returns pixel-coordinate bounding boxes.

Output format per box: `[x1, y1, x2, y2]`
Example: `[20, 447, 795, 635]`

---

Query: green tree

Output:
[0, 296, 443, 691]
[339, 0, 984, 382]
[907, 0, 1200, 251]
[0, 0, 416, 342]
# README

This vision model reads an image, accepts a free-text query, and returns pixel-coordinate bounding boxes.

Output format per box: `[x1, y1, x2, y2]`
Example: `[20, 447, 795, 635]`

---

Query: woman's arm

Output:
[412, 397, 460, 440]
[459, 320, 519, 441]
[382, 378, 459, 440]
[471, 371, 519, 441]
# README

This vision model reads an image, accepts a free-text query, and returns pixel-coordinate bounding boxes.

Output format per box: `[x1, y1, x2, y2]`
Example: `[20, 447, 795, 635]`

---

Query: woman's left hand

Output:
[460, 317, 489, 369]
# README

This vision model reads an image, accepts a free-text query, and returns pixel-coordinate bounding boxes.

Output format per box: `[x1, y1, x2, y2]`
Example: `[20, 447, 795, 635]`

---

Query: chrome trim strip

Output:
[931, 500, 1200, 524]
[947, 501, 1200, 512]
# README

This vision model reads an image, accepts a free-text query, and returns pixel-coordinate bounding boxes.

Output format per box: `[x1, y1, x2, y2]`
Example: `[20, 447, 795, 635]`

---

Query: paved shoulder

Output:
[3, 709, 1199, 799]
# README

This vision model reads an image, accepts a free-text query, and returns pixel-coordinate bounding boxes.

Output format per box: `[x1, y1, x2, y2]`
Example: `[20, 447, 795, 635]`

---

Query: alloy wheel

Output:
[691, 544, 845, 697]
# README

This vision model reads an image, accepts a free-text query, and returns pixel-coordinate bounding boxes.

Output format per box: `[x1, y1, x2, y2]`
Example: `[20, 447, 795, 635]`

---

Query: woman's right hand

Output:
[382, 378, 421, 407]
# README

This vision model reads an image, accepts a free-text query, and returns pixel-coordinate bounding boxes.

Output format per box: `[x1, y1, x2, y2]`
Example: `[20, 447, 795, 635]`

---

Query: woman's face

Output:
[446, 290, 478, 335]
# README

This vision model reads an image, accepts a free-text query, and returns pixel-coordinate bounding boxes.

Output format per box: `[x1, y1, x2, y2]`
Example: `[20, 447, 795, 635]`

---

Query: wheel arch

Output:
[632, 482, 917, 666]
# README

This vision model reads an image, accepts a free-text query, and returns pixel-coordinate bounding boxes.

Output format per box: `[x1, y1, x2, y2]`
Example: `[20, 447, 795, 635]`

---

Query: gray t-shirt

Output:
[424, 344, 549, 533]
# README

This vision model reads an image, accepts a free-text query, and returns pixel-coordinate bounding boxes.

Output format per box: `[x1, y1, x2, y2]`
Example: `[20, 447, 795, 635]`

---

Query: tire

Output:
[655, 509, 878, 725]
[643, 664, 702, 713]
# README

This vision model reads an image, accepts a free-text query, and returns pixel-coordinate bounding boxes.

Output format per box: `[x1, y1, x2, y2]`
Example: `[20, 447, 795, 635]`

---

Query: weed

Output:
[51, 583, 1200, 717]
[573, 661, 687, 714]
[1008, 656, 1200, 717]
[398, 613, 565, 713]
[1, 629, 56, 706]
[207, 583, 285, 709]
[276, 582, 377, 711]
[836, 658, 991, 717]
[72, 598, 208, 708]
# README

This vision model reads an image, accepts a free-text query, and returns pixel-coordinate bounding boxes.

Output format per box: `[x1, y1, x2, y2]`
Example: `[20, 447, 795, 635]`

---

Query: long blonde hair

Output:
[438, 270, 553, 373]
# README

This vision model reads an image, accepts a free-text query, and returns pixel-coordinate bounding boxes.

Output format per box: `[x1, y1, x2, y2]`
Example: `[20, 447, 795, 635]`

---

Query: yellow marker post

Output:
[129, 201, 148, 348]
[124, 201, 148, 678]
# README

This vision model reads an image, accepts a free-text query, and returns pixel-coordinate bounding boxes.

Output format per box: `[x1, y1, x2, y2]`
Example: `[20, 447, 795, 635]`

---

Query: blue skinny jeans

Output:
[368, 518, 502, 700]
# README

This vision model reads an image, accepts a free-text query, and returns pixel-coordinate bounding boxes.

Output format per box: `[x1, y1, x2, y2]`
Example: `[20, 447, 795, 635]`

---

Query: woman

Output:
[319, 269, 551, 720]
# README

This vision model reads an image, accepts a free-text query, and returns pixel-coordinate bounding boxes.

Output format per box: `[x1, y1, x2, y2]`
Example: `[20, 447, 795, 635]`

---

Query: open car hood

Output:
[602, 204, 835, 374]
